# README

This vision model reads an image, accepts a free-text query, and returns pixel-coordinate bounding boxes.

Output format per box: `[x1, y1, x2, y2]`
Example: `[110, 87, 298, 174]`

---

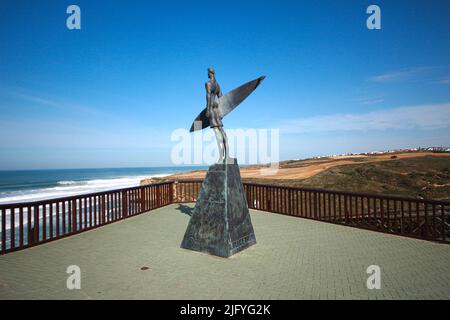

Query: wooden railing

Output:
[173, 180, 450, 244]
[1, 179, 449, 254]
[0, 182, 173, 254]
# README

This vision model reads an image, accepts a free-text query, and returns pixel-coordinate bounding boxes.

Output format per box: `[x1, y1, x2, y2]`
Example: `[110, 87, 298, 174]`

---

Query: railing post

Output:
[287, 188, 292, 215]
[169, 182, 174, 203]
[140, 188, 145, 212]
[33, 205, 39, 244]
[122, 191, 128, 217]
[72, 200, 77, 233]
[1, 208, 6, 252]
[101, 195, 105, 224]
[156, 185, 161, 207]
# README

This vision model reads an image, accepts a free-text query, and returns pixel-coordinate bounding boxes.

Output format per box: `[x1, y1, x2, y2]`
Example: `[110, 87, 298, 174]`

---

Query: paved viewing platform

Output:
[1, 204, 449, 299]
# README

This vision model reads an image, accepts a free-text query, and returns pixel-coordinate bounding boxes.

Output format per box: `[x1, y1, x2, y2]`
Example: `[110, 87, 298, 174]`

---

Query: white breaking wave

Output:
[0, 174, 170, 205]
[57, 180, 87, 186]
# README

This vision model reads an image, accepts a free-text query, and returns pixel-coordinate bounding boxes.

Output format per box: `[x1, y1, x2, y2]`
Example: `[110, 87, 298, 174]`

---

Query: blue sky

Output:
[1, 0, 450, 169]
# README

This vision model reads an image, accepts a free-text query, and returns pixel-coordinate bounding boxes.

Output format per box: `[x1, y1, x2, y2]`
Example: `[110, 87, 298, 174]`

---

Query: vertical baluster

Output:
[432, 204, 436, 239]
[20, 207, 24, 246]
[273, 187, 276, 212]
[85, 197, 88, 227]
[115, 193, 118, 219]
[56, 203, 60, 237]
[281, 188, 284, 213]
[323, 192, 326, 220]
[306, 191, 310, 218]
[313, 192, 317, 219]
[10, 207, 15, 249]
[74, 199, 78, 231]
[393, 200, 398, 233]
[264, 186, 268, 211]
[102, 194, 106, 224]
[33, 205, 39, 243]
[67, 199, 73, 233]
[386, 199, 391, 231]
[68, 200, 73, 233]
[416, 202, 420, 236]
[408, 201, 412, 234]
[330, 193, 336, 222]
[135, 189, 138, 212]
[424, 202, 429, 238]
[356, 197, 364, 226]
[320, 192, 323, 220]
[107, 193, 110, 220]
[326, 193, 330, 221]
[316, 192, 320, 220]
[261, 186, 264, 211]
[303, 191, 306, 217]
[94, 196, 98, 225]
[85, 196, 92, 229]
[42, 205, 46, 241]
[279, 187, 282, 213]
[400, 200, 404, 234]
[111, 194, 115, 220]
[286, 188, 289, 214]
[1, 208, 5, 252]
[358, 197, 362, 226]
[441, 204, 445, 241]
[145, 187, 149, 211]
[27, 205, 32, 244]
[109, 193, 113, 220]
[345, 195, 349, 223]
[78, 198, 82, 229]
[62, 201, 67, 235]
[349, 196, 353, 224]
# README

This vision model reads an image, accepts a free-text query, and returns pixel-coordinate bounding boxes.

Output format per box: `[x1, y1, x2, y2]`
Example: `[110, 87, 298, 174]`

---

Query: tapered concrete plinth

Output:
[180, 159, 256, 257]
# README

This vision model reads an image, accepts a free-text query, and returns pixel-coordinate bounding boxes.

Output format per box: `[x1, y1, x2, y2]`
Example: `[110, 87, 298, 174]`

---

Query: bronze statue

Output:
[190, 68, 265, 164]
[182, 69, 265, 258]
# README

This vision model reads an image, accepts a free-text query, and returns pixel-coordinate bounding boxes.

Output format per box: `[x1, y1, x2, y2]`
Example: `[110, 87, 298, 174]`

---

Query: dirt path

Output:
[142, 152, 450, 183]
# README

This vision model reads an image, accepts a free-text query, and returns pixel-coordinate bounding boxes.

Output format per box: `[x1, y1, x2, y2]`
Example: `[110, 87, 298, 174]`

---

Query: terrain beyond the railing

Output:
[1, 180, 449, 254]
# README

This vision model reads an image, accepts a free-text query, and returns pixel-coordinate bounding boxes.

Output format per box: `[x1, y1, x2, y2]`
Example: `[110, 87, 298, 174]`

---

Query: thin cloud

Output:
[354, 96, 385, 105]
[9, 92, 61, 108]
[3, 89, 99, 115]
[437, 76, 450, 84]
[369, 67, 435, 83]
[282, 103, 450, 133]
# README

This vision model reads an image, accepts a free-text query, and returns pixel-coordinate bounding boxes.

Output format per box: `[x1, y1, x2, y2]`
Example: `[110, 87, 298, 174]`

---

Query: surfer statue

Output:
[205, 68, 231, 164]
[190, 68, 265, 164]
[182, 69, 265, 258]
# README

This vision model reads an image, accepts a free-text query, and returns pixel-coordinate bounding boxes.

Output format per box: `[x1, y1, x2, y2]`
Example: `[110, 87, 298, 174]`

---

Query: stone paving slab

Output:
[0, 204, 449, 300]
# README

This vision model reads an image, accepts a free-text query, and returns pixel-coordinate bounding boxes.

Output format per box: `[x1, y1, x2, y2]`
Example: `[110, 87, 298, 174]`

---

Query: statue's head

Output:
[208, 67, 215, 79]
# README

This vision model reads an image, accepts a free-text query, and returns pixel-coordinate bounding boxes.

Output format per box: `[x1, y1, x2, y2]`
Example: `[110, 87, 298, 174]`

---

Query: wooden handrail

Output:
[1, 179, 449, 255]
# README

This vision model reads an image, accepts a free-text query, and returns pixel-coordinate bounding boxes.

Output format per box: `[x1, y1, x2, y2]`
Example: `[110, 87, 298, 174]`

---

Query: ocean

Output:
[0, 166, 205, 205]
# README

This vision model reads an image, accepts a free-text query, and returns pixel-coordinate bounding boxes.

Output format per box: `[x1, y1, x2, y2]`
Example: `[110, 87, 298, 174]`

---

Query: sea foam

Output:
[0, 174, 170, 205]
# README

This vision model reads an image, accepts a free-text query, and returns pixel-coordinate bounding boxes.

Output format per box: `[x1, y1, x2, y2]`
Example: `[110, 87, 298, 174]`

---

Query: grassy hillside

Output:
[244, 156, 450, 201]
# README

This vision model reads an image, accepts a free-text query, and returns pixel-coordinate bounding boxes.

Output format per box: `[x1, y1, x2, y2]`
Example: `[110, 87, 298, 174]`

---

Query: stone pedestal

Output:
[180, 159, 256, 257]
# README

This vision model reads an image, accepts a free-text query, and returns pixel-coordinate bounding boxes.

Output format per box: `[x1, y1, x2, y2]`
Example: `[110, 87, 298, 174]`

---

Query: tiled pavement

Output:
[1, 204, 449, 299]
